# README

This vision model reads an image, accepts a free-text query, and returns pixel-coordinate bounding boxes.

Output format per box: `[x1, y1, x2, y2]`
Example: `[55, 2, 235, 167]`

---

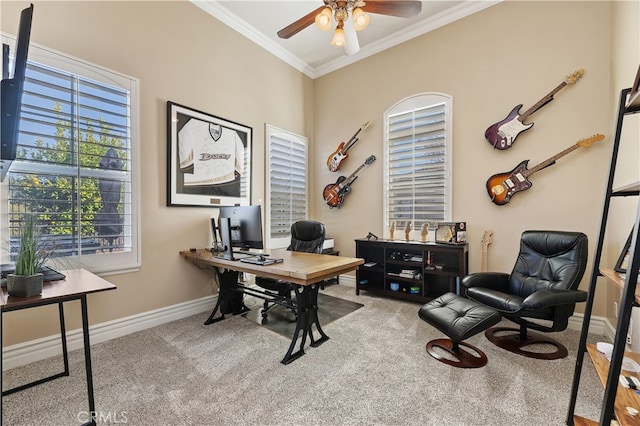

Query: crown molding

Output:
[192, 1, 501, 79]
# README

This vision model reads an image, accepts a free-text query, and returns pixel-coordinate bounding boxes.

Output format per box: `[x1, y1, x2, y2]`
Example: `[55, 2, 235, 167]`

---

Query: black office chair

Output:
[255, 220, 326, 321]
[462, 230, 588, 360]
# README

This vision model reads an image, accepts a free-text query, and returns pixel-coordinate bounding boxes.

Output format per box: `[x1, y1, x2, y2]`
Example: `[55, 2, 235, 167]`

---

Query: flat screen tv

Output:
[0, 4, 34, 180]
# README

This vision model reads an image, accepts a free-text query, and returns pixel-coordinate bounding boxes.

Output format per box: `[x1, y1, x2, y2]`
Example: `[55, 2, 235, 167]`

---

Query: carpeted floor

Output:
[2, 284, 604, 425]
[242, 292, 364, 338]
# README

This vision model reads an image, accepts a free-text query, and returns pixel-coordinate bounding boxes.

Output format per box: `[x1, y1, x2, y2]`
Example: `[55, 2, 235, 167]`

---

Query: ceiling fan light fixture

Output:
[315, 7, 333, 31]
[331, 23, 346, 47]
[352, 7, 370, 31]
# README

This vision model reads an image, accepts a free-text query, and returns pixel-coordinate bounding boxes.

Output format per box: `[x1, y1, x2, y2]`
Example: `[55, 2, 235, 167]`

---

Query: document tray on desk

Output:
[240, 257, 284, 266]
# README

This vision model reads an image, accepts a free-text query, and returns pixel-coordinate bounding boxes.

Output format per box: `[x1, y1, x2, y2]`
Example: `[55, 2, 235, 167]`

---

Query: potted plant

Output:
[7, 214, 48, 297]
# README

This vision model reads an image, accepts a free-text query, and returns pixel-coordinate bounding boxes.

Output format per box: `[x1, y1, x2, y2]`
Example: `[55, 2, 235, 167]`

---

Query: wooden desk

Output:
[180, 249, 363, 364]
[1, 269, 116, 426]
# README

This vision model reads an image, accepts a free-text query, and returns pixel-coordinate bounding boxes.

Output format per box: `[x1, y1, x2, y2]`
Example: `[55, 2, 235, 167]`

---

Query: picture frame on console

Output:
[166, 101, 252, 207]
[614, 230, 634, 273]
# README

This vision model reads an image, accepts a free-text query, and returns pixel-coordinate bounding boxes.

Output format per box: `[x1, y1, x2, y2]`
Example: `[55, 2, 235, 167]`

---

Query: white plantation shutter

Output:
[384, 94, 452, 234]
[266, 125, 308, 249]
[2, 37, 140, 273]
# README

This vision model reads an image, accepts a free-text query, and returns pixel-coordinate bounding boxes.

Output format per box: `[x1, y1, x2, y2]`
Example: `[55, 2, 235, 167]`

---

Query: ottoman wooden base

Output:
[426, 338, 489, 368]
[419, 292, 501, 368]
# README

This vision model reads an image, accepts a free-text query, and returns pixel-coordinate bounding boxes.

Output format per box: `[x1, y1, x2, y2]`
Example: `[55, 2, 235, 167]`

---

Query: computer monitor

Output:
[210, 217, 221, 251]
[218, 205, 264, 251]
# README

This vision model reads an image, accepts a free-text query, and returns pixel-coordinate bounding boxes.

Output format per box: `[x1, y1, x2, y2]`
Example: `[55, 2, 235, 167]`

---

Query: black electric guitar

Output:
[323, 155, 376, 208]
[485, 69, 584, 150]
[486, 133, 604, 205]
[327, 120, 372, 172]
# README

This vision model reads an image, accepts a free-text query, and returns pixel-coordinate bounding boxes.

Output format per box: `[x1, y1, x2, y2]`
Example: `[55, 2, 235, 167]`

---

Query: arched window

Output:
[383, 93, 452, 236]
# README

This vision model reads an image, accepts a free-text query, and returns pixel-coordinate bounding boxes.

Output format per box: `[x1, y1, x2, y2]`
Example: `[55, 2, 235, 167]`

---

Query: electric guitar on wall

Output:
[485, 69, 584, 150]
[327, 120, 372, 172]
[323, 155, 376, 208]
[486, 133, 604, 205]
[481, 230, 493, 272]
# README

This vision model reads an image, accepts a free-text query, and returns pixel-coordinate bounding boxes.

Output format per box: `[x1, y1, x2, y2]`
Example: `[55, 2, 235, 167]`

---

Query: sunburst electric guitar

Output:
[323, 155, 376, 208]
[486, 133, 604, 205]
[485, 69, 584, 150]
[327, 120, 372, 172]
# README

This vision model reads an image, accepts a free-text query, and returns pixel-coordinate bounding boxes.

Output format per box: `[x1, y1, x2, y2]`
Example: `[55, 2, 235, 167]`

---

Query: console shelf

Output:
[355, 239, 468, 303]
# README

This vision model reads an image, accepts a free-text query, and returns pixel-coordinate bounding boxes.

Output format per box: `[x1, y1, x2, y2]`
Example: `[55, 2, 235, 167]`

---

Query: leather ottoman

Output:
[419, 292, 501, 368]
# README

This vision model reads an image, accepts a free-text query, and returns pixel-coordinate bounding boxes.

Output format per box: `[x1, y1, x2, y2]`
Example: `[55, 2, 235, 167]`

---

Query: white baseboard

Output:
[568, 312, 611, 339]
[2, 295, 217, 371]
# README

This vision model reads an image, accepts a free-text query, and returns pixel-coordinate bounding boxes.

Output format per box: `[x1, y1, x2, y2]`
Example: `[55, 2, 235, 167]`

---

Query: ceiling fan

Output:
[277, 1, 423, 56]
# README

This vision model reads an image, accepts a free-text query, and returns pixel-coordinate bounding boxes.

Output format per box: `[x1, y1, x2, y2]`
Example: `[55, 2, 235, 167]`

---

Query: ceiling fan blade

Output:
[363, 0, 422, 18]
[343, 18, 360, 56]
[277, 5, 327, 39]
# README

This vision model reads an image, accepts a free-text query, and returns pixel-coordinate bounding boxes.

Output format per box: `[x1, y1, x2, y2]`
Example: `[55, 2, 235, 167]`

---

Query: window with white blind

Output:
[265, 124, 308, 249]
[383, 93, 452, 236]
[1, 37, 140, 274]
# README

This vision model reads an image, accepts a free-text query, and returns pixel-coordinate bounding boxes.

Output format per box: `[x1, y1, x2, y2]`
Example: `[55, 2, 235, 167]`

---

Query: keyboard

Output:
[240, 256, 284, 266]
[1, 264, 66, 286]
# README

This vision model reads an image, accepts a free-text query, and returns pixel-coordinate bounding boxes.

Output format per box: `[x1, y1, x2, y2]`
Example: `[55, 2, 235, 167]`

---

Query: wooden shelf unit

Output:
[355, 238, 468, 304]
[567, 87, 640, 425]
[584, 343, 640, 426]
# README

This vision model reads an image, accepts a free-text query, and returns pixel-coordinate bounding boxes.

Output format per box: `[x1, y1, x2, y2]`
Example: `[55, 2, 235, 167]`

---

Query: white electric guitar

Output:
[481, 230, 493, 272]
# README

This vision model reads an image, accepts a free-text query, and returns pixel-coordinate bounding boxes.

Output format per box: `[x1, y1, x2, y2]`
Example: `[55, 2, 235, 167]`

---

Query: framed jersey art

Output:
[167, 101, 252, 207]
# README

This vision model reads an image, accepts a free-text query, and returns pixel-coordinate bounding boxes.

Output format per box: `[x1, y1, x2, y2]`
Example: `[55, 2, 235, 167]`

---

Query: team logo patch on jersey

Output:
[209, 124, 222, 141]
[199, 153, 231, 161]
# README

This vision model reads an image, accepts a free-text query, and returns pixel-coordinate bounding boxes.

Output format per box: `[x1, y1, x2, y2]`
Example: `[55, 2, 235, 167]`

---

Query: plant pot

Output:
[7, 273, 44, 297]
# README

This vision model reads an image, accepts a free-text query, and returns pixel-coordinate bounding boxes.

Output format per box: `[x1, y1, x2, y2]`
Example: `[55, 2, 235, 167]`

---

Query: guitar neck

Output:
[520, 81, 567, 120]
[342, 129, 363, 153]
[481, 247, 488, 272]
[343, 163, 366, 186]
[525, 143, 579, 176]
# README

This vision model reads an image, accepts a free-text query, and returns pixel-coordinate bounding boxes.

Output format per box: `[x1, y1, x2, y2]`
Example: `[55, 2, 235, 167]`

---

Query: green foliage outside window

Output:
[9, 103, 126, 244]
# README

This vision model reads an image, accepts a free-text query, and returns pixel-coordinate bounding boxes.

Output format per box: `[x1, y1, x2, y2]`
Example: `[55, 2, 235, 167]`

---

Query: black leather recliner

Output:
[462, 230, 588, 360]
[255, 220, 326, 321]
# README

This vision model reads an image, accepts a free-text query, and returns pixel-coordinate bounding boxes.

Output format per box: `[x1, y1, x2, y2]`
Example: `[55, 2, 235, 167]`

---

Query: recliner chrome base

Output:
[485, 326, 568, 360]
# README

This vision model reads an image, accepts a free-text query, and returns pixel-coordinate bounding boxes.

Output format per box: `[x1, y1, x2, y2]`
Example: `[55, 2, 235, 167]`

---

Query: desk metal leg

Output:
[204, 296, 226, 325]
[1, 302, 70, 396]
[307, 284, 329, 348]
[59, 302, 70, 376]
[281, 286, 310, 365]
[280, 284, 330, 365]
[204, 269, 249, 325]
[80, 294, 97, 426]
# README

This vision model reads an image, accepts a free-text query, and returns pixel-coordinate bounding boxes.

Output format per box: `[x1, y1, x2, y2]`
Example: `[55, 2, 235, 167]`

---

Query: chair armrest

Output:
[461, 272, 510, 291]
[522, 289, 588, 310]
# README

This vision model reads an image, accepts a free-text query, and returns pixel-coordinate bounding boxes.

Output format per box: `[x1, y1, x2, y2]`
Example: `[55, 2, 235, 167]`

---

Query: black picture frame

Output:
[614, 231, 633, 273]
[166, 101, 252, 207]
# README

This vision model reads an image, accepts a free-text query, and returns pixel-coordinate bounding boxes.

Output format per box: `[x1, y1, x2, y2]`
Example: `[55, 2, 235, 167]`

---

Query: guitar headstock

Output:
[365, 155, 376, 165]
[577, 133, 605, 147]
[481, 230, 493, 247]
[566, 69, 585, 85]
[361, 120, 373, 131]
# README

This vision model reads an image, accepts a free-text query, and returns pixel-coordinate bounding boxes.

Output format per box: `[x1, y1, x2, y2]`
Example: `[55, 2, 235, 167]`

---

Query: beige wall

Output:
[0, 1, 637, 346]
[0, 0, 313, 345]
[313, 1, 615, 318]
